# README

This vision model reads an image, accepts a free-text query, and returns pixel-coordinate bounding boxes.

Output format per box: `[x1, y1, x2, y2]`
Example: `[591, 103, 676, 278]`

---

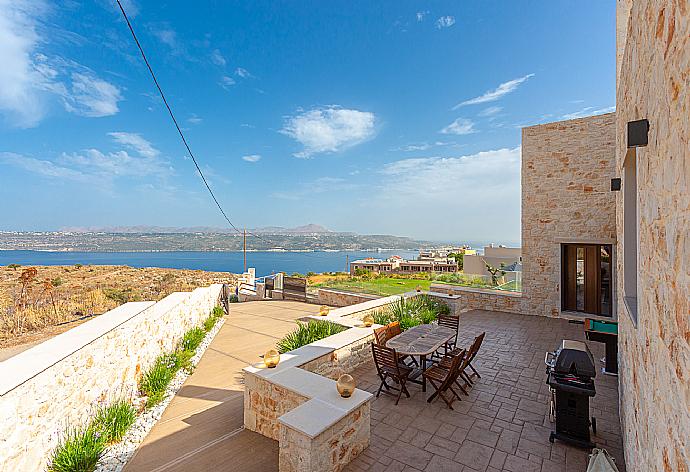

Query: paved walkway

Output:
[124, 300, 322, 472]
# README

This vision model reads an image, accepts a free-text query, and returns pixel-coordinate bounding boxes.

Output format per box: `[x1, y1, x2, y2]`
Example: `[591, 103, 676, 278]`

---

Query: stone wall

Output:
[0, 285, 223, 472]
[430, 284, 525, 315]
[279, 402, 370, 472]
[317, 288, 380, 307]
[243, 373, 309, 441]
[300, 333, 374, 380]
[615, 1, 689, 470]
[521, 114, 617, 317]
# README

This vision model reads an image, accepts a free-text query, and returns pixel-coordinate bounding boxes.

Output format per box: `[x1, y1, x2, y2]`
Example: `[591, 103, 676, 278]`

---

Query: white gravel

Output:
[95, 315, 226, 472]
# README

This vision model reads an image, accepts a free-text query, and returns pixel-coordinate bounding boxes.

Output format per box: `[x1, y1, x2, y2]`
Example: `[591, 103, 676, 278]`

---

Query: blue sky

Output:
[0, 1, 615, 243]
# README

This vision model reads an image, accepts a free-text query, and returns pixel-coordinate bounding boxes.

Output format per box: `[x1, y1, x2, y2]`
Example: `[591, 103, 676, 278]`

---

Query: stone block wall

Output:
[243, 373, 309, 441]
[429, 284, 526, 315]
[317, 288, 381, 307]
[279, 402, 370, 472]
[301, 334, 374, 380]
[521, 114, 617, 317]
[0, 285, 223, 472]
[615, 1, 689, 470]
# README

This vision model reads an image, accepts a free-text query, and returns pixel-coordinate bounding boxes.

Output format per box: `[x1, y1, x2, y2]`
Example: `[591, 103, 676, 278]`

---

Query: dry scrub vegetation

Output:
[0, 264, 234, 349]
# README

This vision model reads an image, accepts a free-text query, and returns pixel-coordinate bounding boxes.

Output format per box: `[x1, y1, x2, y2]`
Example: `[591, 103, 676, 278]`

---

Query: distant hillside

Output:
[60, 223, 333, 234]
[1, 229, 428, 252]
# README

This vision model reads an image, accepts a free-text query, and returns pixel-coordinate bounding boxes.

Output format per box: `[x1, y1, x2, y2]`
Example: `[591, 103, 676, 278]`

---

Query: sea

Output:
[0, 250, 420, 276]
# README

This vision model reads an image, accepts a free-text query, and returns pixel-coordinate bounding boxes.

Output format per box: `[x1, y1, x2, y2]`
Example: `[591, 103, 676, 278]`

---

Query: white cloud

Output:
[0, 132, 170, 183]
[436, 16, 456, 29]
[61, 72, 122, 117]
[0, 2, 123, 126]
[0, 152, 88, 181]
[59, 148, 169, 178]
[242, 154, 261, 162]
[235, 67, 252, 78]
[151, 27, 177, 49]
[281, 106, 376, 158]
[0, 0, 47, 127]
[479, 106, 503, 117]
[272, 177, 354, 200]
[187, 114, 202, 125]
[440, 118, 476, 135]
[210, 49, 226, 67]
[561, 105, 615, 120]
[453, 74, 534, 109]
[219, 75, 236, 89]
[396, 141, 458, 152]
[416, 11, 429, 22]
[368, 147, 522, 241]
[107, 132, 160, 158]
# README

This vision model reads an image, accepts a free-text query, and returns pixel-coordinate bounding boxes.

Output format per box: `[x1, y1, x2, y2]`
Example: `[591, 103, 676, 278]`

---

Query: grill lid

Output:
[553, 340, 597, 378]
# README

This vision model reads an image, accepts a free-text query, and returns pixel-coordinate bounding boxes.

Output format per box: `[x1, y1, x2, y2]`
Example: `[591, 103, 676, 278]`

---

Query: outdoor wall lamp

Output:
[627, 119, 649, 148]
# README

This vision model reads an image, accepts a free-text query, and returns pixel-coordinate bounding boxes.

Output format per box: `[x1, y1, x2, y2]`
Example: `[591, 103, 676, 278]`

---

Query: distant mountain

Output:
[61, 224, 333, 235]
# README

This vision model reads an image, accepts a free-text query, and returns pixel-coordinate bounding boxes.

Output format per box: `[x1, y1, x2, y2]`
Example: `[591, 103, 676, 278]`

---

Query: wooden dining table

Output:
[386, 324, 457, 392]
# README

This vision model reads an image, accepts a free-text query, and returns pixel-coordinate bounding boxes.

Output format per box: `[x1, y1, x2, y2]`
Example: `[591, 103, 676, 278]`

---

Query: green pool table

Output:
[585, 318, 618, 375]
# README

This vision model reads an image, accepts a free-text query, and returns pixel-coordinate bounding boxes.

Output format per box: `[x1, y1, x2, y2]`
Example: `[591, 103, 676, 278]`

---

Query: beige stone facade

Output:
[615, 1, 690, 470]
[521, 113, 617, 317]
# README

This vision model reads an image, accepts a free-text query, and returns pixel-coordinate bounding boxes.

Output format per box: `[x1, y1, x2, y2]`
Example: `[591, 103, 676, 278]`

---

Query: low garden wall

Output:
[430, 283, 526, 315]
[316, 288, 380, 307]
[0, 284, 223, 472]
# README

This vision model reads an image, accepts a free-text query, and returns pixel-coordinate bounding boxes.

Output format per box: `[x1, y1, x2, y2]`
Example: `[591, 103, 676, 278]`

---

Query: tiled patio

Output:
[345, 309, 625, 472]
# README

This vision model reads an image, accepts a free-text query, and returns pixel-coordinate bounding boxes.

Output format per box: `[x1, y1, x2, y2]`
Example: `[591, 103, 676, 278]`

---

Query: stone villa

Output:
[0, 2, 686, 472]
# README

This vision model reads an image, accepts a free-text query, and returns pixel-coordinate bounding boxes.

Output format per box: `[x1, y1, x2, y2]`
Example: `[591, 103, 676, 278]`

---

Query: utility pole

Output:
[243, 228, 247, 273]
[345, 254, 349, 274]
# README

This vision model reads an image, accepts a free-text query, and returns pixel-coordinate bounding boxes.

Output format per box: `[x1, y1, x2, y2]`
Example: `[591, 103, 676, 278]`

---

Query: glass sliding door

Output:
[562, 244, 613, 317]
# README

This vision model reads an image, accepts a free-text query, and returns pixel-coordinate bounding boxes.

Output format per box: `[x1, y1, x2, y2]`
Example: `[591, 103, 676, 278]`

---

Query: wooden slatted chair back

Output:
[373, 325, 390, 345]
[467, 332, 486, 361]
[438, 314, 459, 345]
[387, 321, 402, 337]
[371, 343, 401, 374]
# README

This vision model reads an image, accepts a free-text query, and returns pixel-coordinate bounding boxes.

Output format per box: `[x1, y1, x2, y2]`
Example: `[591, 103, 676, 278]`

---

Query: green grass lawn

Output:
[312, 277, 431, 296]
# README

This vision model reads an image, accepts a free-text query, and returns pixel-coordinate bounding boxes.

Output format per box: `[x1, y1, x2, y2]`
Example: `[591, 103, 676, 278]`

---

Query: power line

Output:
[116, 0, 242, 236]
[114, 1, 361, 267]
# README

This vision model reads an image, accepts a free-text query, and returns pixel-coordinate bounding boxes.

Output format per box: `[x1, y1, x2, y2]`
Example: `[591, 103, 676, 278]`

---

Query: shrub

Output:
[374, 295, 450, 330]
[203, 306, 224, 331]
[139, 354, 178, 407]
[103, 287, 141, 304]
[180, 328, 206, 352]
[92, 399, 137, 444]
[277, 320, 348, 353]
[228, 294, 239, 303]
[48, 426, 105, 472]
[306, 271, 316, 277]
[7, 263, 20, 270]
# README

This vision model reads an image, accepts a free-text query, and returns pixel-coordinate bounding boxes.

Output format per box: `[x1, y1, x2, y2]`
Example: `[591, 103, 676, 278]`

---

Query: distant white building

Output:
[463, 244, 521, 278]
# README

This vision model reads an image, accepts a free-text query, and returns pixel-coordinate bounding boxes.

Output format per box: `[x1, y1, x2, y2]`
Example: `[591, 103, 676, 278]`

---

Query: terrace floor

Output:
[124, 304, 625, 472]
[123, 300, 323, 472]
[345, 310, 626, 472]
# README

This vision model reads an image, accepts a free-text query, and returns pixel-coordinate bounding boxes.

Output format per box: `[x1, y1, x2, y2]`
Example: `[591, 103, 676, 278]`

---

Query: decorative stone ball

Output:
[337, 374, 356, 398]
[263, 349, 280, 368]
[362, 314, 374, 327]
[319, 305, 330, 316]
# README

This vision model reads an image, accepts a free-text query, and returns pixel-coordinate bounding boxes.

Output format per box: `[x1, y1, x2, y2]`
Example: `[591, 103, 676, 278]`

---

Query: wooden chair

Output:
[423, 353, 463, 409]
[373, 325, 390, 345]
[387, 321, 418, 367]
[437, 314, 460, 355]
[371, 343, 412, 405]
[465, 332, 485, 379]
[439, 349, 471, 395]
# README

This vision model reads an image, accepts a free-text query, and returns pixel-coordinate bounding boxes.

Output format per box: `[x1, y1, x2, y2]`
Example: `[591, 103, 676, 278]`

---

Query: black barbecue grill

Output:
[545, 340, 597, 448]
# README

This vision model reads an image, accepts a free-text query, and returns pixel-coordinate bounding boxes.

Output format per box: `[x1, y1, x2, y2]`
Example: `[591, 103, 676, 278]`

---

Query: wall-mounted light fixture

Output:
[627, 119, 649, 148]
[611, 178, 622, 191]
